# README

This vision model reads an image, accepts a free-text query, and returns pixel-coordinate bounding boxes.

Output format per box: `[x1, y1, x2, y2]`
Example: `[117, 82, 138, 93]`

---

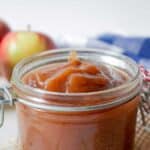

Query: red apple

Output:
[0, 60, 11, 80]
[0, 31, 56, 67]
[0, 19, 10, 42]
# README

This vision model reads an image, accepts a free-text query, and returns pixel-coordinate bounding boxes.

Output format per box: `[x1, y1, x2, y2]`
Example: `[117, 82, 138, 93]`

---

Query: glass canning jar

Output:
[0, 49, 145, 150]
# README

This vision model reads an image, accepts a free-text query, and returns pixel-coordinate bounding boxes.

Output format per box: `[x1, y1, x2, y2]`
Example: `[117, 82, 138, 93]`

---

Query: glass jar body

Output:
[11, 49, 142, 150]
[16, 96, 140, 150]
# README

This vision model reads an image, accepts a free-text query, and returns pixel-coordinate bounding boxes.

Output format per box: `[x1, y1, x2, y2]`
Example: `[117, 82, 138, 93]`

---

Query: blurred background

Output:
[0, 0, 150, 147]
[0, 0, 150, 37]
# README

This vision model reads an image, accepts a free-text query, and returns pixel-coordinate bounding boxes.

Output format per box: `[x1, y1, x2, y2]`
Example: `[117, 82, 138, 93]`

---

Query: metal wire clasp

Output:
[139, 66, 150, 131]
[0, 87, 14, 127]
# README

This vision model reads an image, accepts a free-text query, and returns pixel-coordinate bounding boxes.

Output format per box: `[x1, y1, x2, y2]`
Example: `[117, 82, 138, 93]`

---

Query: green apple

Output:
[0, 31, 56, 66]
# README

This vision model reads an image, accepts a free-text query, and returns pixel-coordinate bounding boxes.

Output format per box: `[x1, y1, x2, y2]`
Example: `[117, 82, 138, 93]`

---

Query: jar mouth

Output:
[11, 48, 140, 96]
[11, 48, 142, 111]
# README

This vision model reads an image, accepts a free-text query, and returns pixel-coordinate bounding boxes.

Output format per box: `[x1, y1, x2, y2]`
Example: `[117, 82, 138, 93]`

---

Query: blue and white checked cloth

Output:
[98, 34, 150, 69]
[56, 33, 150, 69]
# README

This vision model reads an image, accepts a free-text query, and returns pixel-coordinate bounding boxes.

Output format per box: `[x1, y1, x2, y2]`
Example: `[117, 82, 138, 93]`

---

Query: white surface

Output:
[0, 108, 17, 145]
[0, 0, 150, 38]
[0, 0, 150, 145]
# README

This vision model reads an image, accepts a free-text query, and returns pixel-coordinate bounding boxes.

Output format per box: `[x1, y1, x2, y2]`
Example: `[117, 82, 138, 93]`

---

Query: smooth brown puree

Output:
[17, 52, 139, 150]
[23, 51, 128, 93]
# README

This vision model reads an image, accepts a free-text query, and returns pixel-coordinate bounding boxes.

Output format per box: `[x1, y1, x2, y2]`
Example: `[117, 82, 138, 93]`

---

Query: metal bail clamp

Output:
[0, 87, 14, 127]
[139, 66, 150, 132]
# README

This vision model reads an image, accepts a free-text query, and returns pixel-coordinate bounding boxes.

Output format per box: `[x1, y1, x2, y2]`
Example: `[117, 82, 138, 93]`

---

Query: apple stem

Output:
[27, 24, 31, 32]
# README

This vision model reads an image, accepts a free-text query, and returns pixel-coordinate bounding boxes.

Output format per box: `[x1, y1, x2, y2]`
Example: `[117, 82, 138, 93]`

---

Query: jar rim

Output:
[12, 48, 140, 96]
[11, 48, 142, 111]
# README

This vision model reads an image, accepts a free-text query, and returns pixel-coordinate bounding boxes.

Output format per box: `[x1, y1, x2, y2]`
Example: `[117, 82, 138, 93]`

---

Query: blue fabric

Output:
[98, 34, 150, 68]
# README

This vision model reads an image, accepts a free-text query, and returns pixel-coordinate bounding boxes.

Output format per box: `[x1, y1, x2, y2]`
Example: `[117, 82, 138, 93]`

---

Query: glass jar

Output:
[0, 49, 144, 150]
